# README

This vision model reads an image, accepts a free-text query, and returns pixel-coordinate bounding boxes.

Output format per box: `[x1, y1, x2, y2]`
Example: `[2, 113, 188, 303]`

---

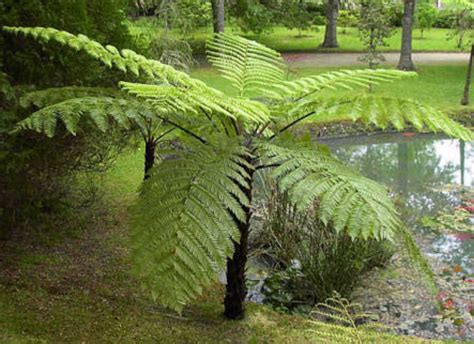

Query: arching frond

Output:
[257, 140, 401, 241]
[120, 82, 270, 124]
[15, 97, 154, 137]
[3, 26, 194, 86]
[274, 95, 474, 142]
[131, 139, 251, 312]
[206, 33, 285, 97]
[264, 69, 414, 100]
[19, 86, 123, 108]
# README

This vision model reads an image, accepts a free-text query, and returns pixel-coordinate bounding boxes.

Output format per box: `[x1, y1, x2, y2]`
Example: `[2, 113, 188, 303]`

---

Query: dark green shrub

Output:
[254, 187, 394, 314]
[0, 82, 131, 233]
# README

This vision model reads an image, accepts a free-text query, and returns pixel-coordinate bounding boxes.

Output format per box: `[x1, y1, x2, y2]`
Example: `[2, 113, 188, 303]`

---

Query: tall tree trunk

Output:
[322, 0, 339, 48]
[461, 44, 474, 106]
[397, 0, 416, 71]
[224, 163, 253, 319]
[211, 0, 225, 33]
[144, 138, 157, 180]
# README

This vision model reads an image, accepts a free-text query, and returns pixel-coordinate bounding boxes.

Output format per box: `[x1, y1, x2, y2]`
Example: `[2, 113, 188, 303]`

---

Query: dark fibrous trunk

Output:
[461, 44, 474, 106]
[397, 0, 416, 71]
[224, 162, 253, 320]
[144, 138, 157, 180]
[322, 0, 339, 48]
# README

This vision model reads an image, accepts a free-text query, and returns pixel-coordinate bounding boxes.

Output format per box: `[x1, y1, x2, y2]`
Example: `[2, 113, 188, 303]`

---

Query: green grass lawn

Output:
[128, 18, 467, 54]
[192, 64, 473, 113]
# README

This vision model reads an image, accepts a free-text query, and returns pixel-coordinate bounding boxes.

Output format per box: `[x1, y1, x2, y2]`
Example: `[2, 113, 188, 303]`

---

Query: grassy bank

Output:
[128, 19, 467, 54]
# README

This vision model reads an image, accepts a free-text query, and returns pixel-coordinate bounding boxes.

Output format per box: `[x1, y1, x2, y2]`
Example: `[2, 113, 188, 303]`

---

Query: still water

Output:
[318, 133, 473, 274]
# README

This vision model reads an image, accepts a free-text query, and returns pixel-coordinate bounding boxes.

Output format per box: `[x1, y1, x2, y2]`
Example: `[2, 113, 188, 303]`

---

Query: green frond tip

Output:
[257, 140, 402, 241]
[265, 69, 415, 100]
[130, 140, 251, 312]
[14, 96, 154, 137]
[207, 33, 285, 97]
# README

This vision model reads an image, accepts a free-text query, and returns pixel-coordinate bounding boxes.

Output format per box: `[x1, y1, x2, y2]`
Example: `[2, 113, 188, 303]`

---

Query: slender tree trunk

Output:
[211, 0, 225, 33]
[461, 44, 474, 106]
[144, 138, 157, 180]
[224, 161, 253, 320]
[322, 0, 339, 48]
[397, 0, 416, 71]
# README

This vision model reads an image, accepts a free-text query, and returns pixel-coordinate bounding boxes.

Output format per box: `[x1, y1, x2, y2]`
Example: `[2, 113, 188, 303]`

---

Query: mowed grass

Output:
[192, 64, 473, 112]
[128, 18, 467, 53]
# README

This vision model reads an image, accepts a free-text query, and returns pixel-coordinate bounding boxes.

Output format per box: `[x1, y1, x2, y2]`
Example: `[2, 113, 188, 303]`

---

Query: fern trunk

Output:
[461, 44, 474, 106]
[224, 160, 253, 320]
[144, 138, 156, 179]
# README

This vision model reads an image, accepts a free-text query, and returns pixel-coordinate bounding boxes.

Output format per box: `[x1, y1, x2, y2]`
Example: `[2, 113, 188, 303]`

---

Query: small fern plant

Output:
[4, 26, 473, 320]
[308, 292, 428, 343]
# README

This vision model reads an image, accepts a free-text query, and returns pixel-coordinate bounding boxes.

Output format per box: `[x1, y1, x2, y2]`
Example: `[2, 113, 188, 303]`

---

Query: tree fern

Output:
[130, 138, 251, 312]
[5, 27, 472, 319]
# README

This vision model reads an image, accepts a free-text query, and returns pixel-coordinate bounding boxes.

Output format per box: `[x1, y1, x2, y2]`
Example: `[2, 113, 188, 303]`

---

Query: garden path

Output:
[282, 52, 470, 68]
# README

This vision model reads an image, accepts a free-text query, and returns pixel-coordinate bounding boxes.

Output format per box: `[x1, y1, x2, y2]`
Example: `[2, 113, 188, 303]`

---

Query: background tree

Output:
[322, 0, 340, 48]
[358, 0, 394, 69]
[279, 0, 315, 37]
[416, 2, 438, 39]
[461, 44, 473, 105]
[211, 0, 225, 33]
[7, 27, 473, 321]
[398, 0, 417, 71]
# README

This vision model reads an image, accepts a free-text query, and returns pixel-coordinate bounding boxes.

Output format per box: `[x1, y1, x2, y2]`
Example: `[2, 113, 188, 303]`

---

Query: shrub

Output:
[0, 84, 131, 232]
[416, 3, 439, 38]
[339, 10, 358, 34]
[255, 187, 394, 314]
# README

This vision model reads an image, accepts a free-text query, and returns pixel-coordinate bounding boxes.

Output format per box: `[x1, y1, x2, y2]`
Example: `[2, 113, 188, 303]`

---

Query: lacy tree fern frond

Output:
[120, 81, 270, 124]
[2, 26, 192, 86]
[130, 138, 252, 312]
[206, 33, 285, 97]
[257, 140, 401, 241]
[274, 95, 474, 142]
[15, 97, 155, 137]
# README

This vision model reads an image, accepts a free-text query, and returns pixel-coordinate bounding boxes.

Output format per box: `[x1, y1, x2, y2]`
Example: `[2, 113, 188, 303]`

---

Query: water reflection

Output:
[317, 133, 473, 273]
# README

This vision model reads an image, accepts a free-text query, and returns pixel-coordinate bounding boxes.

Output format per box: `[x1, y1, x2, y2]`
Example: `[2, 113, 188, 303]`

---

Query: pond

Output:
[317, 132, 473, 339]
